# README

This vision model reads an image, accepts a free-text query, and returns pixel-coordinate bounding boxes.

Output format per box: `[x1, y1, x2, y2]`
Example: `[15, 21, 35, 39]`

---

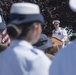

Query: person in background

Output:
[34, 34, 59, 60]
[50, 1, 76, 75]
[52, 20, 68, 48]
[0, 3, 51, 75]
[0, 9, 11, 52]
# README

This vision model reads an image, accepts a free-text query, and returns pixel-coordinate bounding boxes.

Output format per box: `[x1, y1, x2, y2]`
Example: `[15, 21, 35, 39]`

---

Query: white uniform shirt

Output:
[50, 40, 76, 75]
[52, 27, 68, 42]
[0, 40, 52, 75]
[0, 57, 13, 75]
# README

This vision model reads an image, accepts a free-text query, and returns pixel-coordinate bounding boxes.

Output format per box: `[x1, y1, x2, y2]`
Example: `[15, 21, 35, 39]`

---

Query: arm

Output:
[61, 29, 68, 42]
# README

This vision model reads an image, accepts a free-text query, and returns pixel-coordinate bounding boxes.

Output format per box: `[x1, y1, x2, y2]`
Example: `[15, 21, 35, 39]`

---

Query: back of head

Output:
[7, 2, 44, 44]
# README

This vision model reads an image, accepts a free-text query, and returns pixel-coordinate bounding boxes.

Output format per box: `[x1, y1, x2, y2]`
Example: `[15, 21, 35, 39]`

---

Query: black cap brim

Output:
[9, 14, 44, 25]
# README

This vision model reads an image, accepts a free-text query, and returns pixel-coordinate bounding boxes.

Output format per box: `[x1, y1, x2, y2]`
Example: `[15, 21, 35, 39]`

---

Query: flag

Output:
[2, 29, 11, 46]
[0, 9, 11, 46]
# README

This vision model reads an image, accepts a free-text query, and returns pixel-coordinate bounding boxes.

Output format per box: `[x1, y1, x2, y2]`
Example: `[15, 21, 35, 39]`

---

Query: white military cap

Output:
[52, 20, 60, 24]
[69, 0, 76, 12]
[9, 2, 44, 25]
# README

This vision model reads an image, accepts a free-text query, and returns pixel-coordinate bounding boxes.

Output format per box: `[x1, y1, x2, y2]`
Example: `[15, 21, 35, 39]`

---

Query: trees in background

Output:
[0, 0, 76, 37]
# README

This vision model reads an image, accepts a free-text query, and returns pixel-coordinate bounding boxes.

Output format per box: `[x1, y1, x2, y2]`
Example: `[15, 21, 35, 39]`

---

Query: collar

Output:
[11, 40, 33, 50]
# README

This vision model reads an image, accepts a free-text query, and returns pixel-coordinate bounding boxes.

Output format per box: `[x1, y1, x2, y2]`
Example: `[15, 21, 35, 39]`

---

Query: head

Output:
[52, 20, 60, 29]
[7, 3, 44, 45]
[33, 34, 52, 52]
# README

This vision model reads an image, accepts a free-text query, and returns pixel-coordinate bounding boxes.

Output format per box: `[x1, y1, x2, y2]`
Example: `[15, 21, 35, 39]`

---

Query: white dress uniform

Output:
[0, 40, 52, 75]
[52, 27, 68, 47]
[0, 57, 13, 75]
[50, 40, 76, 75]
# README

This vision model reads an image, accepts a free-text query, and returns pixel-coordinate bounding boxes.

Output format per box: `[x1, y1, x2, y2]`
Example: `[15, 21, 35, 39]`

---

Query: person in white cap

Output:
[0, 2, 52, 75]
[52, 20, 68, 48]
[49, 1, 76, 75]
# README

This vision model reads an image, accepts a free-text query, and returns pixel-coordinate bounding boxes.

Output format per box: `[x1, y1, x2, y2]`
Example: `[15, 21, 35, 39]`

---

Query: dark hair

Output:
[7, 26, 19, 38]
[7, 21, 41, 39]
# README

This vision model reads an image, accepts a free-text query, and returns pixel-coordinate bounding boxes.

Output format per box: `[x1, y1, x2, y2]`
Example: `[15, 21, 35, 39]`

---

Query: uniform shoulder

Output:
[54, 40, 76, 58]
[13, 45, 48, 61]
[34, 48, 45, 55]
[34, 48, 51, 61]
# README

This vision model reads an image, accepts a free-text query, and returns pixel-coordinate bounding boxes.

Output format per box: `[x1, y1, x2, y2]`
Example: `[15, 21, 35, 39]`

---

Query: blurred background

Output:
[0, 0, 76, 39]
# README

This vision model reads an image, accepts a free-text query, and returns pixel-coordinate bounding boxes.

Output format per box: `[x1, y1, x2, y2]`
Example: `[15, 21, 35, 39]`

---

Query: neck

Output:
[23, 37, 34, 45]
